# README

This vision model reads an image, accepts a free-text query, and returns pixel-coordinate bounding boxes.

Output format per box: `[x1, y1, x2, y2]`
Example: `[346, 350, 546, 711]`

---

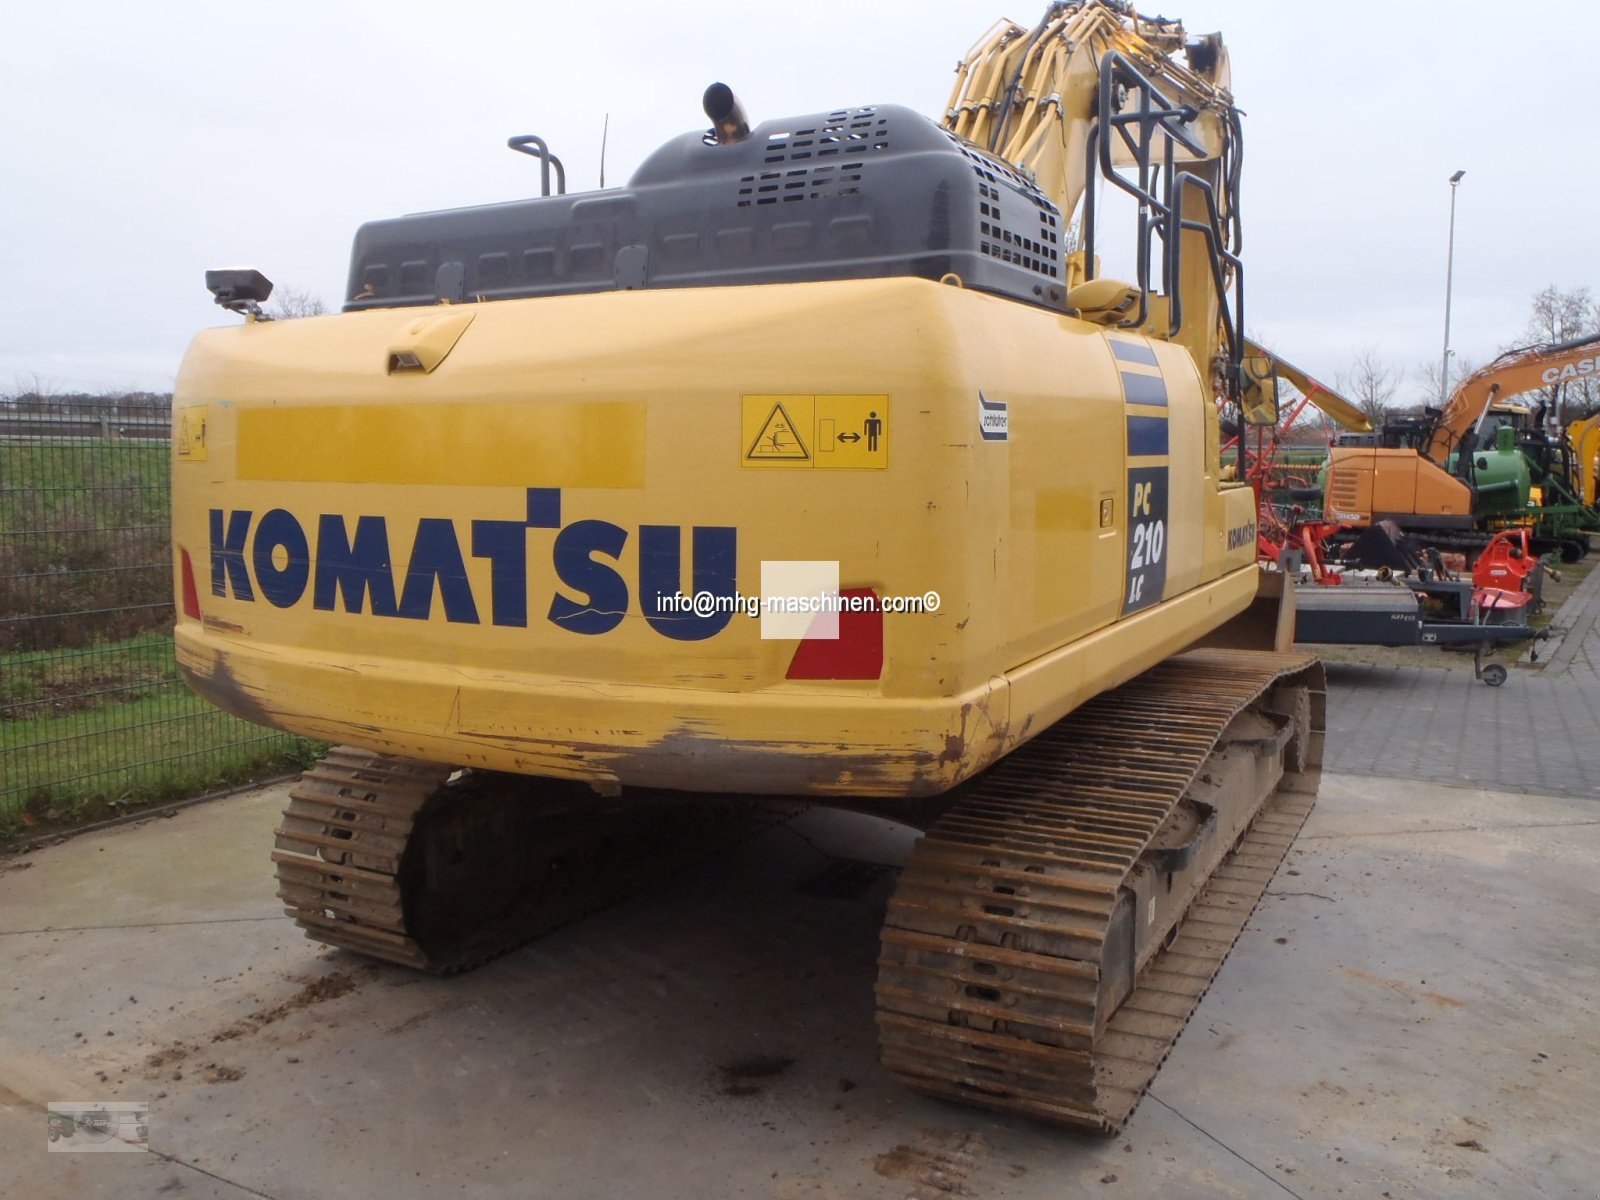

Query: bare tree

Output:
[267, 287, 327, 320]
[9, 372, 61, 412]
[1520, 284, 1596, 345]
[1512, 285, 1600, 420]
[1335, 346, 1398, 429]
[1414, 353, 1478, 409]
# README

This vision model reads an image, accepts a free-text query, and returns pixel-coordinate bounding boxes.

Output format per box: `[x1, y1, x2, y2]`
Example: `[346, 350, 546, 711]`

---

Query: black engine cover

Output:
[344, 105, 1067, 313]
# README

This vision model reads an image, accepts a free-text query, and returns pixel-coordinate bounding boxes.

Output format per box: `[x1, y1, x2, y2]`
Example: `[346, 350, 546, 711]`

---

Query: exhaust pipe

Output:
[702, 82, 750, 144]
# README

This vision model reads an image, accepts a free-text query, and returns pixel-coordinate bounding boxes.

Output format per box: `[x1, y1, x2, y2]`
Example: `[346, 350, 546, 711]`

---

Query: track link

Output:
[274, 749, 446, 969]
[876, 648, 1324, 1133]
[274, 746, 786, 973]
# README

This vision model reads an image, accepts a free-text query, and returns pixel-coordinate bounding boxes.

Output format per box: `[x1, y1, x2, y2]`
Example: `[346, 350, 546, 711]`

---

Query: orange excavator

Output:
[1323, 331, 1600, 560]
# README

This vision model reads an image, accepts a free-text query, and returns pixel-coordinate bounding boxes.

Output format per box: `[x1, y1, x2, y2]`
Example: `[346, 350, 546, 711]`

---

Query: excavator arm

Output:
[946, 4, 1232, 228]
[1426, 331, 1600, 463]
[1244, 339, 1372, 433]
[944, 1, 1256, 413]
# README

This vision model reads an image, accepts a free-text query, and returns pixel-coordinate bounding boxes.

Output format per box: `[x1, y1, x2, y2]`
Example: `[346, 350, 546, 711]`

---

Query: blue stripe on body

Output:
[1119, 370, 1168, 407]
[1109, 339, 1160, 367]
[1126, 415, 1169, 457]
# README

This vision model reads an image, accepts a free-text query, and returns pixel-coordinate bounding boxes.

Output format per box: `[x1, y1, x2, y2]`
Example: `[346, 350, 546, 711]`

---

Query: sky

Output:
[2, 0, 1595, 402]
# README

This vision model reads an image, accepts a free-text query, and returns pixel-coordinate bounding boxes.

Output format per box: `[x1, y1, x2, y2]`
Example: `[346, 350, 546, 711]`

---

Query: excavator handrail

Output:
[943, 1, 1253, 408]
[1081, 49, 1244, 398]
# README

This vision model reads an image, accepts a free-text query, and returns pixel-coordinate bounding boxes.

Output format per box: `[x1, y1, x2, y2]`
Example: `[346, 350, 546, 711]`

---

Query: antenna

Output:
[600, 113, 610, 189]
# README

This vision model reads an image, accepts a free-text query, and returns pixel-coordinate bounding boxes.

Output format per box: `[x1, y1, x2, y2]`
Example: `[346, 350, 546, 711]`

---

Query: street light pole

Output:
[1440, 169, 1466, 405]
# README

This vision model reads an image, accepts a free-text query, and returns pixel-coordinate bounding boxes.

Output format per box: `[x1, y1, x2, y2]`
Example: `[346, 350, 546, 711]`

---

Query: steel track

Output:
[273, 649, 1323, 1133]
[875, 648, 1325, 1133]
[273, 747, 787, 973]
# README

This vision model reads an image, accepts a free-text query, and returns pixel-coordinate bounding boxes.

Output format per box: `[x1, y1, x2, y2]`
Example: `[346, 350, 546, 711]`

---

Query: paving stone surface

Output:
[1324, 562, 1600, 799]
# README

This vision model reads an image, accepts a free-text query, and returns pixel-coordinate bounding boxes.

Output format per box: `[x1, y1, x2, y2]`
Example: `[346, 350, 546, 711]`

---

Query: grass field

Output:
[0, 629, 321, 840]
[0, 436, 172, 651]
[0, 436, 169, 525]
[2, 629, 173, 715]
[1, 431, 321, 841]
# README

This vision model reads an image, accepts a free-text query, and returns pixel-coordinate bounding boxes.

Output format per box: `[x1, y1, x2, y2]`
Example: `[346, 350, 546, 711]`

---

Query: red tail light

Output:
[785, 587, 883, 680]
[179, 548, 203, 620]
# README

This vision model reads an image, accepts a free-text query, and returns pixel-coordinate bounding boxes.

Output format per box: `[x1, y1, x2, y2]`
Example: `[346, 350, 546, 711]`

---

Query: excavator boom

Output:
[943, 1, 1257, 417]
[1427, 330, 1600, 463]
[946, 4, 1232, 225]
[1245, 339, 1372, 433]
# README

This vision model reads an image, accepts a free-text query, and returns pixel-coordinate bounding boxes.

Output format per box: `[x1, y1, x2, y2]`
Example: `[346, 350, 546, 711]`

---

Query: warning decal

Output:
[745, 400, 811, 462]
[176, 407, 208, 462]
[741, 395, 888, 470]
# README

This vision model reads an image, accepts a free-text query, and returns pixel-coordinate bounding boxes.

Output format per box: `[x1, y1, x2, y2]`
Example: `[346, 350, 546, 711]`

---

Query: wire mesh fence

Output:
[1, 398, 318, 834]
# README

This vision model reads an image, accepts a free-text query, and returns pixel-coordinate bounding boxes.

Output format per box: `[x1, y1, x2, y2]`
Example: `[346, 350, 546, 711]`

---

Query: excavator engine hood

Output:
[344, 105, 1069, 314]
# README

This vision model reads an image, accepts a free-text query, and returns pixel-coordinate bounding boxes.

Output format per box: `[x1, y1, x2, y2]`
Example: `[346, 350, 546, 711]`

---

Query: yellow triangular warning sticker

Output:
[175, 408, 208, 461]
[745, 401, 810, 461]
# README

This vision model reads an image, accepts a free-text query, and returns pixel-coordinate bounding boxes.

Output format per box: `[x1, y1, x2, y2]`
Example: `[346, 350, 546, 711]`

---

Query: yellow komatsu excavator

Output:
[172, 1, 1323, 1133]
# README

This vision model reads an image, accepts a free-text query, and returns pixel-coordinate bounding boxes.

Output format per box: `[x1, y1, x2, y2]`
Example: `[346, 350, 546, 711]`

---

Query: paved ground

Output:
[2, 771, 1597, 1200]
[1323, 560, 1600, 798]
[3, 573, 1598, 1199]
